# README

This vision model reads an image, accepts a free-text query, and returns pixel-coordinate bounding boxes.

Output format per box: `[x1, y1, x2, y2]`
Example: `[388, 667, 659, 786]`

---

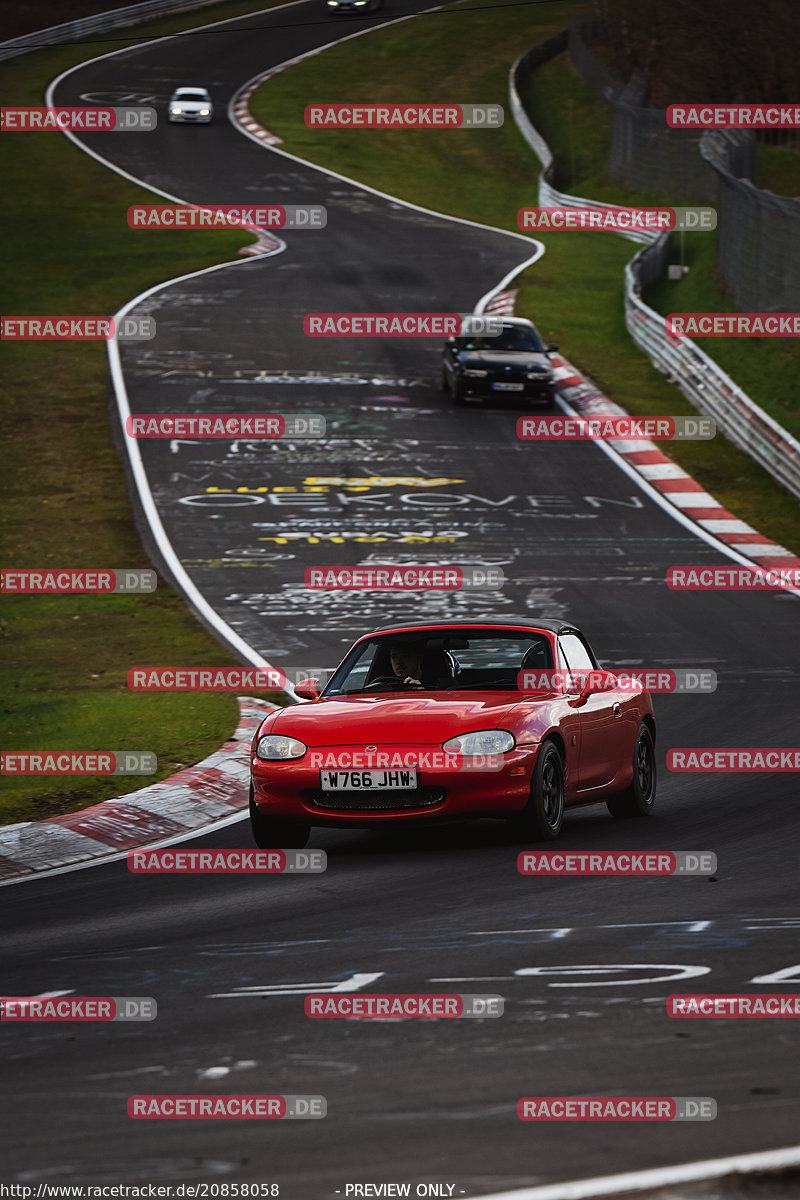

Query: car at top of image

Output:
[249, 618, 657, 848]
[168, 87, 214, 123]
[325, 0, 384, 13]
[441, 315, 558, 407]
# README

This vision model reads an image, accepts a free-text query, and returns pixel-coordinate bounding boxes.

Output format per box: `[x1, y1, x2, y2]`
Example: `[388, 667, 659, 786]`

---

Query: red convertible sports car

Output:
[249, 619, 656, 847]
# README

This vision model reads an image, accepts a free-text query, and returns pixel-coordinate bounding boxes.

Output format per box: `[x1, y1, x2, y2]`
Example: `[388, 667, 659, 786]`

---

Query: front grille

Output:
[310, 788, 446, 812]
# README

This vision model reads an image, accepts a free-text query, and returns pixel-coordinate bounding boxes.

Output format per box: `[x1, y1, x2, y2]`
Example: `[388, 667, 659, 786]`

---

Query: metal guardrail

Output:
[0, 0, 223, 62]
[626, 244, 800, 501]
[510, 47, 657, 247]
[509, 44, 800, 502]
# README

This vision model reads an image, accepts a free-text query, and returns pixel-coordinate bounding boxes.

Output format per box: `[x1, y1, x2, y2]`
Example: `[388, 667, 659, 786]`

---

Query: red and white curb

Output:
[550, 353, 800, 568]
[0, 697, 276, 881]
[480, 292, 799, 564]
[231, 75, 284, 146]
[485, 289, 518, 315]
[229, 41, 331, 148]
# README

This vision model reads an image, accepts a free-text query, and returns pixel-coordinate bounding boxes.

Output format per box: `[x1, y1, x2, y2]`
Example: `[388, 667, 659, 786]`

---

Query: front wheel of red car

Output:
[507, 740, 565, 841]
[606, 724, 656, 818]
[249, 791, 311, 849]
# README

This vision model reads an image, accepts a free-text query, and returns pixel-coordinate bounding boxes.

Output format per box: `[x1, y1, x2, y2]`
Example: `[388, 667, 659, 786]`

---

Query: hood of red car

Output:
[266, 693, 522, 747]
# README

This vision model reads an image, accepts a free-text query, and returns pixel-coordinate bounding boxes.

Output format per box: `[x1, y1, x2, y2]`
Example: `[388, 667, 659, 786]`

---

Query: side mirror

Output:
[294, 678, 320, 701]
[579, 669, 617, 697]
[545, 343, 559, 353]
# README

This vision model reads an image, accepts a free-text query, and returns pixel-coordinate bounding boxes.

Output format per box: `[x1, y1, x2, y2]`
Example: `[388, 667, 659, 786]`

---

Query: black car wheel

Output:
[249, 789, 311, 848]
[451, 379, 466, 406]
[507, 739, 565, 841]
[607, 724, 656, 818]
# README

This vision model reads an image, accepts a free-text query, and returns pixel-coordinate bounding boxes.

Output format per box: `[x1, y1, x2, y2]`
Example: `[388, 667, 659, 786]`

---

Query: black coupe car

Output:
[441, 316, 558, 407]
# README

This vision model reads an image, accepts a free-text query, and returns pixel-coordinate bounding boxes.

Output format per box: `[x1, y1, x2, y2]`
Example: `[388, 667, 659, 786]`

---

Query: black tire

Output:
[249, 791, 311, 848]
[607, 724, 656, 818]
[451, 379, 466, 406]
[440, 367, 450, 393]
[507, 739, 565, 841]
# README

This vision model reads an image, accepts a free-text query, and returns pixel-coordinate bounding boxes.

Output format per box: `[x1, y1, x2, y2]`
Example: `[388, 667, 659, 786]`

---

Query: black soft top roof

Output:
[367, 617, 582, 638]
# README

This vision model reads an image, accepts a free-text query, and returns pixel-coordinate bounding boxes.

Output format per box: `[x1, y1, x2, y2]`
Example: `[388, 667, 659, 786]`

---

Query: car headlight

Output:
[462, 368, 488, 378]
[527, 370, 553, 380]
[256, 735, 307, 761]
[200, 108, 210, 115]
[443, 729, 515, 755]
[171, 107, 182, 114]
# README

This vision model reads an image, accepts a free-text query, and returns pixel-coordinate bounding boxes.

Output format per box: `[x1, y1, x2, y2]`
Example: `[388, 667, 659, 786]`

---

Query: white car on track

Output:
[168, 87, 213, 124]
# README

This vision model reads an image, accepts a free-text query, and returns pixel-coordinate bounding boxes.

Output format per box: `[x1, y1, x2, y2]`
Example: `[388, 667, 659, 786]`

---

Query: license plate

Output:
[492, 381, 524, 391]
[320, 769, 418, 791]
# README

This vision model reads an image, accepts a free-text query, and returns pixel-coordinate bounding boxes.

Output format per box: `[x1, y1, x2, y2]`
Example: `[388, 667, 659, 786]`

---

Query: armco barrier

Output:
[626, 243, 800, 501]
[0, 0, 223, 62]
[510, 44, 657, 247]
[510, 42, 800, 502]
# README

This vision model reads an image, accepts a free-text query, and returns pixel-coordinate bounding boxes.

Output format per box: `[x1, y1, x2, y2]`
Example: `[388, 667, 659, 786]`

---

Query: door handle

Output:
[612, 702, 621, 715]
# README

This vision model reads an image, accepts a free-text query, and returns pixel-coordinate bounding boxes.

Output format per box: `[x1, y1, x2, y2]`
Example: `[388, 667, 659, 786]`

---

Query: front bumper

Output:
[251, 743, 540, 823]
[456, 376, 556, 405]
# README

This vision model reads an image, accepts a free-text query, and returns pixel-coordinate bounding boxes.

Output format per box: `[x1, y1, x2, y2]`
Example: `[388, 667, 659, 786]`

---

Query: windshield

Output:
[323, 629, 555, 696]
[176, 91, 209, 101]
[459, 326, 544, 353]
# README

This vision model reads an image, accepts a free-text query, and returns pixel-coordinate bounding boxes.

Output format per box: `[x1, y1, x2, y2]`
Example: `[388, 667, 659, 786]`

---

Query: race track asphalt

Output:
[2, 2, 798, 1193]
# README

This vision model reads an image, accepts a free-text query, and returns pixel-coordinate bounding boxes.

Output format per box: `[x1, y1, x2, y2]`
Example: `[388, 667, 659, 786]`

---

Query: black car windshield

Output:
[323, 629, 555, 695]
[177, 91, 208, 100]
[459, 326, 544, 353]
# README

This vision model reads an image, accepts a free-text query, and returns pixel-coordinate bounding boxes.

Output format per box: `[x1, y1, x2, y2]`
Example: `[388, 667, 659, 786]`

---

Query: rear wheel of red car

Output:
[607, 724, 656, 818]
[507, 740, 565, 841]
[249, 791, 311, 849]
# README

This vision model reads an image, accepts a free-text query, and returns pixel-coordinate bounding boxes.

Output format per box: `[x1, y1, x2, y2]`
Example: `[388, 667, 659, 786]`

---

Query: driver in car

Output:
[389, 642, 425, 689]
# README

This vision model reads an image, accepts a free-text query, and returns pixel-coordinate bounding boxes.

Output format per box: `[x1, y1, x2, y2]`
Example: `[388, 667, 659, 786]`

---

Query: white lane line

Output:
[209, 971, 384, 997]
[472, 1144, 800, 1200]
